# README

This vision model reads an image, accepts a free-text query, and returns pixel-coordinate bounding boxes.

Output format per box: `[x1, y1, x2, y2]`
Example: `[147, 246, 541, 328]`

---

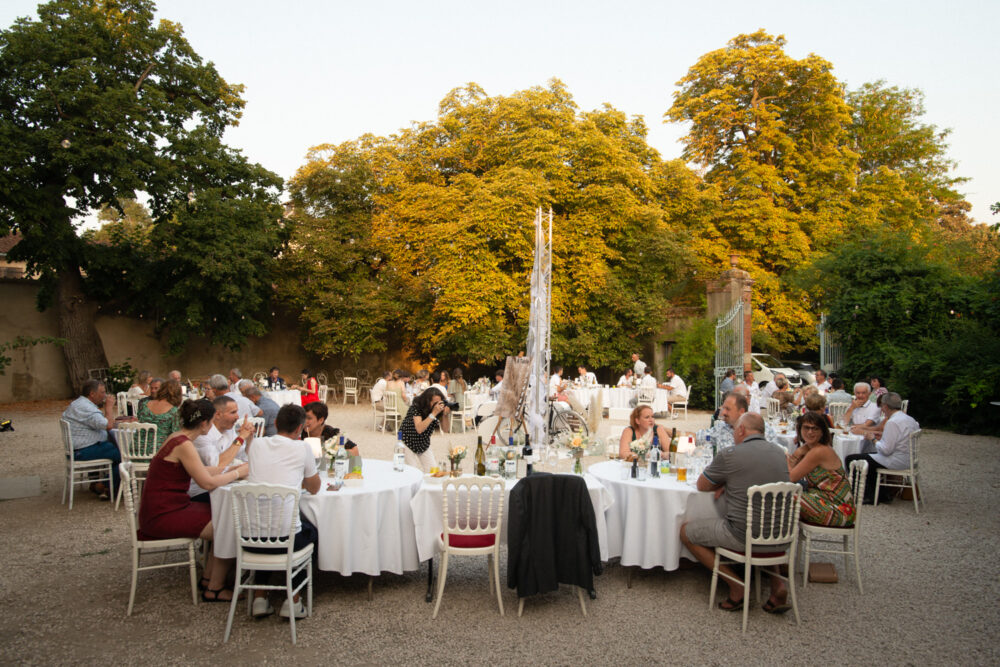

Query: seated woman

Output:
[803, 392, 834, 428]
[385, 369, 410, 407]
[870, 376, 888, 400]
[136, 379, 184, 453]
[138, 399, 249, 601]
[786, 411, 856, 527]
[291, 368, 319, 406]
[618, 405, 670, 460]
[301, 401, 359, 461]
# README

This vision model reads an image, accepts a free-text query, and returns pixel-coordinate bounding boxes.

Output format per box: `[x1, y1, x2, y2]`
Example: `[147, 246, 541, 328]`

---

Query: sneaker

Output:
[279, 598, 307, 619]
[252, 596, 274, 618]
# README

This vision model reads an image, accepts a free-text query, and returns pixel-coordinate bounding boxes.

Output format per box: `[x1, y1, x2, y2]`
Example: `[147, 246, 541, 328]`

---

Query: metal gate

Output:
[714, 301, 744, 410]
[818, 313, 843, 373]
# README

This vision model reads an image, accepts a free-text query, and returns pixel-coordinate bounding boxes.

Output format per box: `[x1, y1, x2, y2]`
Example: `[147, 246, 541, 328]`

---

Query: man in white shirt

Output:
[489, 369, 504, 401]
[228, 368, 242, 392]
[845, 382, 881, 433]
[639, 368, 657, 388]
[814, 369, 831, 394]
[743, 371, 762, 414]
[711, 387, 780, 450]
[188, 396, 254, 499]
[549, 365, 566, 398]
[632, 353, 646, 377]
[429, 370, 450, 399]
[762, 373, 787, 400]
[577, 366, 597, 386]
[224, 378, 261, 421]
[661, 369, 688, 403]
[370, 371, 390, 403]
[617, 369, 634, 387]
[246, 403, 320, 619]
[846, 392, 918, 504]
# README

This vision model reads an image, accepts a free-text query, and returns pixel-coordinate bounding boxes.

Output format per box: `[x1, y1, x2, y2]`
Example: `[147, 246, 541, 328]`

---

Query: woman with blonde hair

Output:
[618, 405, 669, 460]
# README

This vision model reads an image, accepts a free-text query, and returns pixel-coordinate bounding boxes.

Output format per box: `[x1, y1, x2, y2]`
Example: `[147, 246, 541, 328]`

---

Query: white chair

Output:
[475, 400, 497, 421]
[115, 422, 158, 510]
[433, 477, 505, 619]
[225, 483, 314, 645]
[709, 482, 802, 633]
[636, 386, 655, 408]
[381, 391, 403, 432]
[251, 417, 266, 438]
[120, 462, 198, 616]
[343, 377, 359, 404]
[901, 399, 909, 414]
[252, 371, 267, 385]
[449, 398, 468, 433]
[828, 403, 850, 428]
[357, 369, 373, 400]
[60, 419, 115, 510]
[317, 384, 329, 404]
[128, 397, 140, 417]
[875, 429, 923, 513]
[671, 385, 690, 420]
[800, 459, 868, 593]
[116, 391, 130, 418]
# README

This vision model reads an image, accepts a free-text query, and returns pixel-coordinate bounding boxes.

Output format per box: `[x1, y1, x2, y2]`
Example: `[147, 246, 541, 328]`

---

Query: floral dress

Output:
[800, 465, 856, 527]
[136, 402, 180, 455]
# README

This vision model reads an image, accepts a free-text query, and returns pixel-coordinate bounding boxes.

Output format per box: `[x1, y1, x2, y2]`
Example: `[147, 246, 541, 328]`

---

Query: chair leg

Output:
[223, 569, 241, 643]
[518, 598, 525, 617]
[307, 560, 313, 617]
[188, 543, 198, 606]
[787, 556, 800, 626]
[874, 474, 882, 507]
[127, 547, 139, 616]
[493, 554, 504, 617]
[852, 534, 864, 594]
[487, 554, 493, 596]
[709, 552, 720, 610]
[741, 563, 751, 634]
[287, 568, 296, 645]
[577, 586, 587, 617]
[912, 476, 920, 513]
[68, 470, 74, 510]
[432, 552, 449, 619]
[801, 533, 811, 590]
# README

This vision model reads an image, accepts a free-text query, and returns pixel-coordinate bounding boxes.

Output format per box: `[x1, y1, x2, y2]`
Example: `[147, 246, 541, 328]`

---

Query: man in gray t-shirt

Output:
[680, 412, 792, 613]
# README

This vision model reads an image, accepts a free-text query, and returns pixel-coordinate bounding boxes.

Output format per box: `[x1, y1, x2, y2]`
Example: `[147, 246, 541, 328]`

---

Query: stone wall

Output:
[0, 279, 408, 403]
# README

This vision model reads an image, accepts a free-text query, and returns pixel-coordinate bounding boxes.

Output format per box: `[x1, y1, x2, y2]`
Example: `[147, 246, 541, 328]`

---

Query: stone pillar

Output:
[706, 254, 754, 371]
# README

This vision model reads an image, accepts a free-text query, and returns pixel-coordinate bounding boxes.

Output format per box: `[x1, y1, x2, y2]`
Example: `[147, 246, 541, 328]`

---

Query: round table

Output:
[588, 460, 723, 570]
[833, 433, 865, 463]
[211, 459, 424, 576]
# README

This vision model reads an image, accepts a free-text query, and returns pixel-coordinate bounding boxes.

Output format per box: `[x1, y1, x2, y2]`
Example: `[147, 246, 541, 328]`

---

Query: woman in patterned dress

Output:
[136, 379, 184, 453]
[787, 411, 856, 527]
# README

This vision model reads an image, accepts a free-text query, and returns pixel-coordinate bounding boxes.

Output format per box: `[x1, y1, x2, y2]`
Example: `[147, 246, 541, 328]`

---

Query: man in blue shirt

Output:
[61, 379, 121, 498]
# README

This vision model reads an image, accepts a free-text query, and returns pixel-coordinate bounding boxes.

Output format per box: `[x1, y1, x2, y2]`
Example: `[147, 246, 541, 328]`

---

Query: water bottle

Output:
[486, 436, 500, 478]
[334, 435, 349, 480]
[504, 436, 517, 480]
[393, 431, 406, 471]
[649, 432, 661, 478]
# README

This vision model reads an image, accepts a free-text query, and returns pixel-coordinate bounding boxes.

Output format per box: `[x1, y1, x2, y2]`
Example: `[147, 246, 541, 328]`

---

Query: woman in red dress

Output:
[292, 368, 320, 406]
[138, 398, 249, 602]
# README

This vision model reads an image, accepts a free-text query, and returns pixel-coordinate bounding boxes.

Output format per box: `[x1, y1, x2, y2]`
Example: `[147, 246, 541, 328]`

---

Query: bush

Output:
[670, 317, 717, 411]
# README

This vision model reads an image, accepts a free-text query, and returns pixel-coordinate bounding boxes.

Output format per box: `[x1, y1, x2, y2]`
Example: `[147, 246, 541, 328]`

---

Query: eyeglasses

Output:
[800, 425, 822, 432]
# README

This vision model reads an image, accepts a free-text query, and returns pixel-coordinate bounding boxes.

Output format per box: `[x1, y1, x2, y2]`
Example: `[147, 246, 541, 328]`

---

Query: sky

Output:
[3, 0, 998, 222]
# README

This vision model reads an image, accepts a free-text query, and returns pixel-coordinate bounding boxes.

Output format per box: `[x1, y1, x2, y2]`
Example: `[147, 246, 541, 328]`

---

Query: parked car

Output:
[750, 353, 803, 388]
[784, 360, 818, 386]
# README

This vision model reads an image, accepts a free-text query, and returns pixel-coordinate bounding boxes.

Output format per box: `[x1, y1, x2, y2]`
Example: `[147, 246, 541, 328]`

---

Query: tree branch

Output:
[134, 63, 155, 95]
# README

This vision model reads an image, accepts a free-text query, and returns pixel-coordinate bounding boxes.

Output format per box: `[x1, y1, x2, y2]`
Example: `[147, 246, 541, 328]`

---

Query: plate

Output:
[424, 474, 447, 485]
[343, 478, 363, 487]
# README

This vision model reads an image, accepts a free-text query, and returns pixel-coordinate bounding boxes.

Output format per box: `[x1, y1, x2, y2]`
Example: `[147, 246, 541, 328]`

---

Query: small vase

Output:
[450, 460, 462, 477]
[573, 451, 583, 475]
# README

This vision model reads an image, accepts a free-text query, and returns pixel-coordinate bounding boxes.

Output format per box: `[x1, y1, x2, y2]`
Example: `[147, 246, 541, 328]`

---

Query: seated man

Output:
[489, 369, 505, 401]
[762, 373, 787, 400]
[188, 396, 254, 501]
[167, 369, 191, 394]
[246, 404, 321, 620]
[814, 369, 831, 394]
[719, 369, 737, 395]
[823, 377, 852, 405]
[215, 375, 260, 421]
[681, 413, 792, 613]
[743, 371, 762, 414]
[845, 382, 881, 434]
[370, 371, 390, 404]
[709, 389, 779, 451]
[244, 385, 279, 437]
[429, 369, 450, 398]
[659, 368, 688, 406]
[61, 379, 121, 498]
[577, 366, 597, 387]
[264, 366, 285, 391]
[228, 367, 242, 393]
[845, 392, 919, 504]
[617, 368, 634, 387]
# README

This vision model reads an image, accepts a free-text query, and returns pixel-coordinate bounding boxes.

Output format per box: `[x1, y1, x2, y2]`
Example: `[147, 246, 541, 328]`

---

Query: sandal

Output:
[718, 596, 744, 612]
[201, 587, 233, 603]
[198, 577, 210, 592]
[762, 596, 791, 615]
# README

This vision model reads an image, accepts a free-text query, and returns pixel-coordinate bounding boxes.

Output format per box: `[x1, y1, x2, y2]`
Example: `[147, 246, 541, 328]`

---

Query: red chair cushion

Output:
[442, 532, 496, 549]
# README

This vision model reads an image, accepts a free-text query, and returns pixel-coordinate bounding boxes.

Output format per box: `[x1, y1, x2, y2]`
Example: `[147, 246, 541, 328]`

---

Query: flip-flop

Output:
[762, 598, 792, 614]
[197, 577, 210, 592]
[718, 596, 744, 612]
[201, 587, 233, 603]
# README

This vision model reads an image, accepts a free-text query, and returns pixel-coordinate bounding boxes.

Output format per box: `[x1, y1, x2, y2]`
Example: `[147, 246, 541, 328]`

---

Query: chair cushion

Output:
[442, 532, 496, 549]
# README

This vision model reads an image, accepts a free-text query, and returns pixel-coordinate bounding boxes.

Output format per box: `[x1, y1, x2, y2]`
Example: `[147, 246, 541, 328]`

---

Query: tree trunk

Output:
[57, 268, 109, 393]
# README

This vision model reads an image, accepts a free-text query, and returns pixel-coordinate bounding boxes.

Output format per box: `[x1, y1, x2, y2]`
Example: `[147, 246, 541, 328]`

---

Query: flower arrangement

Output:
[629, 439, 649, 461]
[447, 445, 467, 465]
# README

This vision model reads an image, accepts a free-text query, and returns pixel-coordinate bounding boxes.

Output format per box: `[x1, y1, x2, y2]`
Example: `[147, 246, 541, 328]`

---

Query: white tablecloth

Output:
[772, 429, 797, 454]
[588, 460, 724, 570]
[833, 433, 865, 463]
[264, 389, 302, 406]
[211, 459, 424, 575]
[567, 386, 671, 414]
[409, 473, 613, 563]
[463, 391, 491, 414]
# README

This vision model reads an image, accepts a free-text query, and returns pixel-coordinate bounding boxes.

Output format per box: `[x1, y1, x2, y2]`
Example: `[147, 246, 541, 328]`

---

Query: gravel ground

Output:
[1, 399, 998, 665]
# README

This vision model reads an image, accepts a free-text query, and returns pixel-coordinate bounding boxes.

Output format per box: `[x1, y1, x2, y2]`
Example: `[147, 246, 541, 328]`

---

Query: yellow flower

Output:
[571, 436, 582, 448]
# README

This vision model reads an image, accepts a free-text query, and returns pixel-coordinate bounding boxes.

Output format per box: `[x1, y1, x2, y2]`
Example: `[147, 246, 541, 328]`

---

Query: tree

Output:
[283, 80, 701, 367]
[0, 0, 278, 388]
[666, 30, 859, 352]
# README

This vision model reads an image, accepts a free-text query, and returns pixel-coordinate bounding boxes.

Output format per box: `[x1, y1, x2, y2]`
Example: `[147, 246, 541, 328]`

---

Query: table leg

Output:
[425, 556, 434, 603]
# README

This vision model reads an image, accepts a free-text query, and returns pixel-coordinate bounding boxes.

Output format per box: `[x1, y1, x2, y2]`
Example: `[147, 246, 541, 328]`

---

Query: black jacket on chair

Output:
[506, 473, 603, 598]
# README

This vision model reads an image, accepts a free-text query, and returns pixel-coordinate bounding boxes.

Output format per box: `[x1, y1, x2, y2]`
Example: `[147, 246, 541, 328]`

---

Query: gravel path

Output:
[1, 400, 997, 665]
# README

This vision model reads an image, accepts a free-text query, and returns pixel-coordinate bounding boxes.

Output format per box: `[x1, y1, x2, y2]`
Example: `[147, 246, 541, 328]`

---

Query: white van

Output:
[750, 353, 803, 388]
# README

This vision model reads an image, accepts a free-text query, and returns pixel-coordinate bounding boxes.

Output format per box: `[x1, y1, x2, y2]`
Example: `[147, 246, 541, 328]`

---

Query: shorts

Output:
[684, 518, 746, 552]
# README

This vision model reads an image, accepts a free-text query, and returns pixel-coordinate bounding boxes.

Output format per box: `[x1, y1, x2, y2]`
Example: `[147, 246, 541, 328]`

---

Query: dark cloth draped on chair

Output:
[506, 473, 603, 598]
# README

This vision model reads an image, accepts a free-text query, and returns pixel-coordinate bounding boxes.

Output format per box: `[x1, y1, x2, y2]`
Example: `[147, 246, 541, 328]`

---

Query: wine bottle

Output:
[669, 427, 678, 466]
[649, 430, 661, 478]
[475, 435, 486, 476]
[523, 433, 533, 477]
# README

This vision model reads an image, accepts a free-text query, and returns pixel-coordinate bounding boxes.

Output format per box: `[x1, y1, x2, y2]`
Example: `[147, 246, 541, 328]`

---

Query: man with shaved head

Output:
[681, 412, 792, 614]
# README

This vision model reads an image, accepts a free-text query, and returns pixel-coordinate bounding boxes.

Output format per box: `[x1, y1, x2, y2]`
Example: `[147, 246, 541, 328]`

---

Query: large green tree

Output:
[0, 0, 281, 388]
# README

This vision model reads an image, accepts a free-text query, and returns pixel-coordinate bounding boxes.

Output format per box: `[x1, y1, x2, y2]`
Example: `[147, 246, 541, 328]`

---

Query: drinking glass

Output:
[637, 465, 648, 482]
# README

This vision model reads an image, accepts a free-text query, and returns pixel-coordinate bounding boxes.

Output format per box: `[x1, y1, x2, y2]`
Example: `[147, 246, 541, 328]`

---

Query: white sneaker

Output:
[252, 596, 274, 618]
[279, 598, 307, 619]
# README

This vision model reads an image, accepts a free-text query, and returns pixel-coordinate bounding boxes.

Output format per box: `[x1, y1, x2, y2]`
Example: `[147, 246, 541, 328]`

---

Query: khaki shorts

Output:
[684, 518, 745, 552]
